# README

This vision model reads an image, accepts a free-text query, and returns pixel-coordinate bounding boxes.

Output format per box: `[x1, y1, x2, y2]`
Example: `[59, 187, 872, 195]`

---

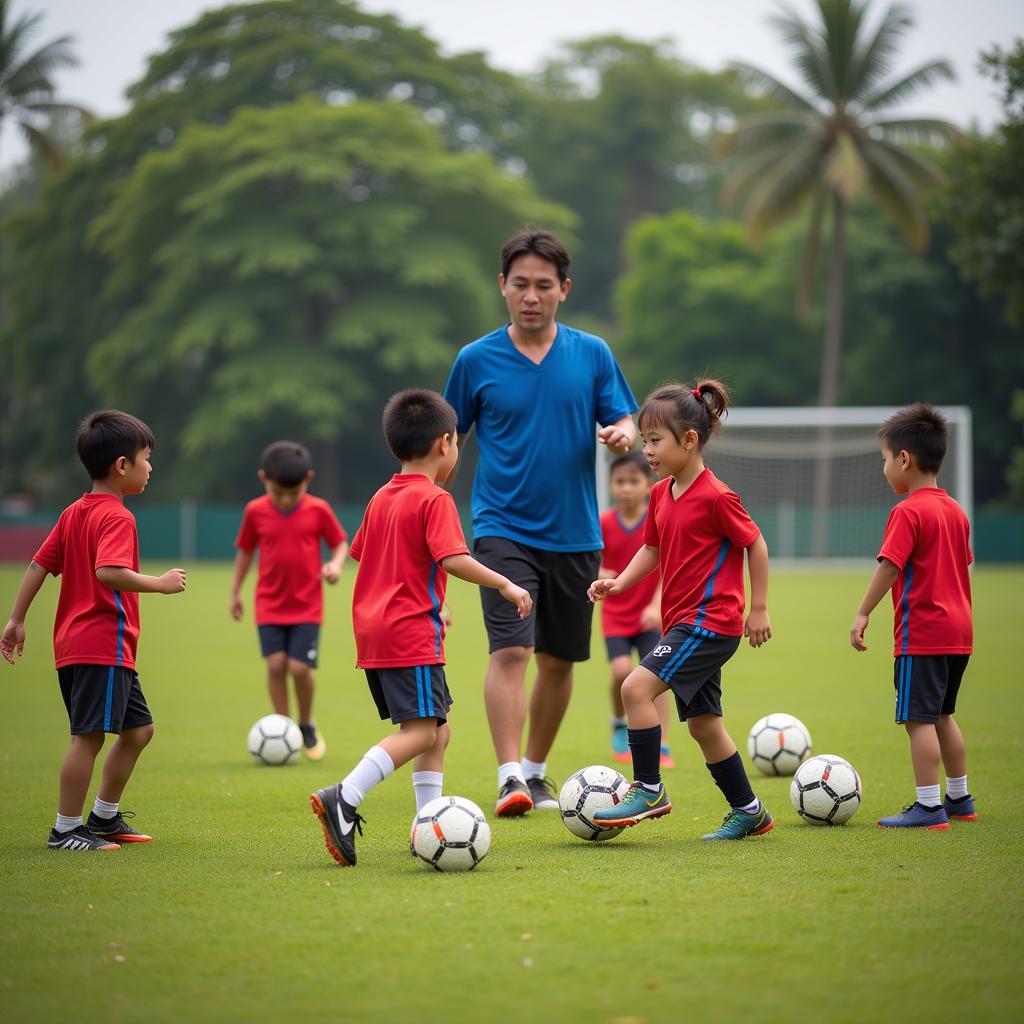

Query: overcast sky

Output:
[2, 0, 1021, 170]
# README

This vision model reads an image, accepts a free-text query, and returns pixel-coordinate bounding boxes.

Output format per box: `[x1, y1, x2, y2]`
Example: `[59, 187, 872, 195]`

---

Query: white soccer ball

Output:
[748, 713, 813, 776]
[247, 714, 303, 766]
[559, 764, 631, 841]
[410, 796, 491, 871]
[790, 754, 862, 825]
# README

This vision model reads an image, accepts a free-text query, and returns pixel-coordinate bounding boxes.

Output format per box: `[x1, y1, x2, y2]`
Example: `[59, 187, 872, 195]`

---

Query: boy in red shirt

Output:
[231, 441, 347, 760]
[599, 452, 673, 768]
[310, 389, 531, 867]
[851, 404, 975, 829]
[1, 410, 186, 851]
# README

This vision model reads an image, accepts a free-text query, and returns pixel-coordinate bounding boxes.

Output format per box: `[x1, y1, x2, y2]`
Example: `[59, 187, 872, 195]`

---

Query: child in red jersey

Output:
[599, 452, 673, 767]
[310, 389, 531, 867]
[230, 441, 347, 760]
[851, 403, 975, 829]
[1, 410, 186, 851]
[588, 380, 774, 841]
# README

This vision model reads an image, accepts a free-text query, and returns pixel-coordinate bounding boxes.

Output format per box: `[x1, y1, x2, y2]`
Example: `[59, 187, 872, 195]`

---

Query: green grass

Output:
[1, 564, 1022, 1024]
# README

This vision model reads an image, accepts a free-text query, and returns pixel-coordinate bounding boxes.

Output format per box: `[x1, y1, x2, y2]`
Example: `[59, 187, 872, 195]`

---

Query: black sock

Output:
[629, 725, 662, 786]
[706, 751, 756, 809]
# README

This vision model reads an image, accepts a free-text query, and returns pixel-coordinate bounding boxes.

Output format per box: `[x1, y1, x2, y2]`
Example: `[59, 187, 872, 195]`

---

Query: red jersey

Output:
[877, 487, 973, 656]
[33, 493, 141, 670]
[349, 474, 469, 668]
[235, 494, 346, 625]
[600, 507, 659, 637]
[643, 469, 760, 637]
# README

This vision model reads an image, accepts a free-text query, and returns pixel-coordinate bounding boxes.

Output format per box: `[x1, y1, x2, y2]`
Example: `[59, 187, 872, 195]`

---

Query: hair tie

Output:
[691, 388, 702, 401]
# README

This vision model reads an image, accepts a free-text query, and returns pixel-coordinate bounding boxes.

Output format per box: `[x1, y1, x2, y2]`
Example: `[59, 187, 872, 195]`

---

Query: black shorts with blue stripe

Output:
[638, 622, 741, 721]
[365, 665, 452, 725]
[893, 654, 969, 724]
[58, 664, 153, 735]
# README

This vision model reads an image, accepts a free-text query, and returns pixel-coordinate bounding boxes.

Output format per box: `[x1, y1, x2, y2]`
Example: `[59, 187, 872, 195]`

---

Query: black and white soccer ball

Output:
[410, 796, 491, 871]
[748, 713, 812, 776]
[558, 764, 630, 841]
[247, 714, 303, 766]
[790, 754, 862, 825]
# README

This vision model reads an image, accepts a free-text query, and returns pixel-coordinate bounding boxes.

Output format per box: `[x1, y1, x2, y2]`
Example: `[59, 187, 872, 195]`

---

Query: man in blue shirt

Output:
[444, 230, 637, 816]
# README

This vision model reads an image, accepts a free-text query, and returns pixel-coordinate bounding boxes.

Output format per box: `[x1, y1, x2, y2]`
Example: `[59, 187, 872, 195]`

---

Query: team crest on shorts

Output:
[652, 645, 672, 657]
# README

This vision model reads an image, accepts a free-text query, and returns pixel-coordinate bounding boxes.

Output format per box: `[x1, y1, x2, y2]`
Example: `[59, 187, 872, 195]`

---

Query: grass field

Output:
[1, 563, 1022, 1024]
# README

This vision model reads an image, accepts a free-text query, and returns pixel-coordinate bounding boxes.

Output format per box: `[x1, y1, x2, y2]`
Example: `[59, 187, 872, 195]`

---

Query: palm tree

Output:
[0, 0, 86, 170]
[717, 0, 960, 408]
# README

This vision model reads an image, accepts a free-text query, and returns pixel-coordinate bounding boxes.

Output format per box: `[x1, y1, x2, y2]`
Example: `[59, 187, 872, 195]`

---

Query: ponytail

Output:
[638, 377, 730, 449]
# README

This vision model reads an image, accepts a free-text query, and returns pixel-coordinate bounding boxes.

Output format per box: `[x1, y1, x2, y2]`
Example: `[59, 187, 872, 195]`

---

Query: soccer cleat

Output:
[877, 802, 950, 830]
[593, 782, 671, 828]
[702, 804, 774, 840]
[299, 722, 326, 761]
[47, 826, 120, 852]
[944, 793, 977, 821]
[526, 776, 559, 810]
[86, 810, 152, 843]
[495, 778, 533, 817]
[611, 723, 630, 762]
[659, 745, 676, 770]
[310, 785, 364, 866]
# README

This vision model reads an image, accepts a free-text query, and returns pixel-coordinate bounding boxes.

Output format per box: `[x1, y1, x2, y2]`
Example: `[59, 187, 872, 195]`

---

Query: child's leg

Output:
[621, 666, 669, 787]
[656, 691, 673, 747]
[412, 721, 450, 811]
[936, 714, 967, 778]
[266, 652, 289, 716]
[58, 732, 105, 818]
[689, 715, 759, 812]
[97, 724, 154, 805]
[906, 721, 941, 789]
[289, 658, 314, 723]
[609, 655, 632, 718]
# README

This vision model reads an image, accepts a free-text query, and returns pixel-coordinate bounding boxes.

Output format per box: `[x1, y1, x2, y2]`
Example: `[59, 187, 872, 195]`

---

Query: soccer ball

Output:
[747, 713, 812, 776]
[247, 714, 303, 766]
[558, 764, 631, 841]
[790, 754, 862, 825]
[410, 796, 491, 871]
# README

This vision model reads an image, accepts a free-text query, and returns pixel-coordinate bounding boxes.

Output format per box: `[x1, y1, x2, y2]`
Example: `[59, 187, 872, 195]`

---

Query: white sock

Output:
[412, 771, 443, 812]
[916, 784, 941, 809]
[55, 813, 83, 833]
[737, 797, 761, 814]
[945, 775, 968, 800]
[340, 745, 395, 808]
[611, 715, 627, 727]
[639, 781, 662, 793]
[498, 761, 523, 787]
[92, 796, 118, 820]
[521, 758, 546, 781]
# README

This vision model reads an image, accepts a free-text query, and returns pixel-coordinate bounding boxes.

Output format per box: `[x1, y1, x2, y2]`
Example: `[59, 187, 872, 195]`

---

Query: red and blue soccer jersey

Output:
[235, 494, 346, 626]
[877, 487, 973, 656]
[643, 469, 760, 637]
[349, 474, 469, 668]
[599, 507, 659, 637]
[34, 493, 141, 669]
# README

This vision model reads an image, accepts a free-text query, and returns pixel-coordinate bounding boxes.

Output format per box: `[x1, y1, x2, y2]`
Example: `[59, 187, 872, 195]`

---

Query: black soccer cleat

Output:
[310, 784, 364, 867]
[495, 777, 533, 817]
[526, 776, 559, 810]
[86, 810, 152, 843]
[47, 826, 120, 852]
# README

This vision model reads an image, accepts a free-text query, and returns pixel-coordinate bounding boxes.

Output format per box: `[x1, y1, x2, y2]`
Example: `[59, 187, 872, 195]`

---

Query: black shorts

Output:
[638, 623, 741, 721]
[258, 623, 320, 667]
[58, 664, 153, 735]
[365, 665, 452, 725]
[474, 536, 600, 663]
[605, 630, 661, 662]
[894, 654, 969, 724]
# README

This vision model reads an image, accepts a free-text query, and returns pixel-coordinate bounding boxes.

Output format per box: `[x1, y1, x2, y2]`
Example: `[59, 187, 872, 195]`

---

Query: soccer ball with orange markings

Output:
[747, 713, 812, 776]
[410, 796, 491, 871]
[790, 754, 862, 825]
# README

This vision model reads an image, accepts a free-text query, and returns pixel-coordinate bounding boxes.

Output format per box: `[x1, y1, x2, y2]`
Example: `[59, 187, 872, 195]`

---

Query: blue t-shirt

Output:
[444, 323, 637, 552]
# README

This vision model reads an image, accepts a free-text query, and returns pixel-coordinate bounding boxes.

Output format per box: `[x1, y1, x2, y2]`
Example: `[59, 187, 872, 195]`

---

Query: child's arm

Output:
[744, 535, 771, 648]
[229, 549, 254, 620]
[95, 566, 187, 595]
[1, 561, 49, 664]
[640, 583, 662, 633]
[850, 558, 900, 651]
[440, 554, 533, 619]
[588, 544, 659, 602]
[320, 540, 348, 585]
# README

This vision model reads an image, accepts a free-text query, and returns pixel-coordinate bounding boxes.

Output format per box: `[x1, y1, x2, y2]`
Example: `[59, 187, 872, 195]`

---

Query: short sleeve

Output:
[642, 486, 662, 548]
[349, 524, 364, 563]
[878, 504, 917, 568]
[320, 504, 347, 548]
[595, 341, 638, 427]
[424, 493, 469, 564]
[33, 523, 61, 575]
[235, 505, 258, 551]
[95, 512, 137, 570]
[443, 351, 478, 436]
[712, 491, 761, 548]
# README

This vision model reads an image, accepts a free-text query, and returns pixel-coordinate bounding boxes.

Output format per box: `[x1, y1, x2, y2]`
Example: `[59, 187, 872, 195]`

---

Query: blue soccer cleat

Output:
[877, 802, 949, 830]
[702, 804, 774, 840]
[593, 782, 671, 828]
[943, 793, 977, 821]
[611, 723, 630, 762]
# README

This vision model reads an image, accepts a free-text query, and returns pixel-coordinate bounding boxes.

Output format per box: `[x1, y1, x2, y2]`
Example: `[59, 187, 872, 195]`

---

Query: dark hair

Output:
[76, 409, 155, 481]
[637, 379, 730, 449]
[878, 403, 947, 473]
[382, 388, 457, 462]
[610, 451, 653, 478]
[500, 230, 571, 283]
[260, 441, 312, 487]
